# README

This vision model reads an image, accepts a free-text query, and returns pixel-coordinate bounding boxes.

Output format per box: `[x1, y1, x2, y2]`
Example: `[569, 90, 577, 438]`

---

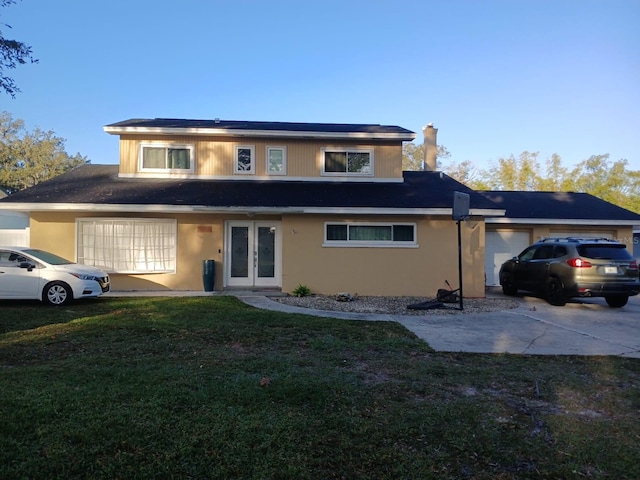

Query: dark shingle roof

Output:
[0, 165, 498, 212]
[479, 191, 640, 221]
[104, 118, 416, 140]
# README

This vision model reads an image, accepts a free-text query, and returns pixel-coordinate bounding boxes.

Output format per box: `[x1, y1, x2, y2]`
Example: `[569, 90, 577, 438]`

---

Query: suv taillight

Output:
[629, 260, 638, 270]
[567, 258, 592, 268]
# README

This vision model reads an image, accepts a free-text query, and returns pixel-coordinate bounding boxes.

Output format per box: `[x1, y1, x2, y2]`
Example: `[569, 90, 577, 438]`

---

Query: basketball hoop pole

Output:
[457, 218, 464, 311]
[452, 191, 469, 311]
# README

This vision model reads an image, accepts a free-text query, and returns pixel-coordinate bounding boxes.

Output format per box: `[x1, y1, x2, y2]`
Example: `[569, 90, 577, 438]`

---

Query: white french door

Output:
[225, 221, 281, 288]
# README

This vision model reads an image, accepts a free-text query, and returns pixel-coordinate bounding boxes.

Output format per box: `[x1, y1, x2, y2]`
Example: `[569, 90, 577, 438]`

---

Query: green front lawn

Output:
[1, 297, 638, 479]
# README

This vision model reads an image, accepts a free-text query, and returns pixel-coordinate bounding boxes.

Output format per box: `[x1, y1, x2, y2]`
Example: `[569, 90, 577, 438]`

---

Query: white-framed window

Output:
[266, 146, 286, 175]
[324, 222, 417, 247]
[322, 148, 373, 176]
[77, 218, 177, 273]
[235, 145, 255, 174]
[139, 143, 194, 172]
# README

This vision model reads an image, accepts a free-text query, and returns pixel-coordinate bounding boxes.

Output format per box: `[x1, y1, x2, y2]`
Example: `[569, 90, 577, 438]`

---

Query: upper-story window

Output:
[235, 145, 255, 174]
[267, 146, 286, 175]
[140, 143, 194, 172]
[322, 148, 373, 176]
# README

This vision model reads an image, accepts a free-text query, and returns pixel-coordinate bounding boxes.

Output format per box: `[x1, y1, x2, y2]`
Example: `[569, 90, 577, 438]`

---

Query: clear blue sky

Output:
[3, 0, 639, 171]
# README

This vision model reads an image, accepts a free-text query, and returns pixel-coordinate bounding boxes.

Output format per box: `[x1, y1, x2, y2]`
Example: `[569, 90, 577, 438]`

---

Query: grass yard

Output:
[1, 296, 639, 479]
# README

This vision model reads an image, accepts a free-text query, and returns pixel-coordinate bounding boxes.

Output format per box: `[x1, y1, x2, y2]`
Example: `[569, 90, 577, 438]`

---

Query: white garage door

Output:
[485, 231, 531, 286]
[549, 232, 612, 239]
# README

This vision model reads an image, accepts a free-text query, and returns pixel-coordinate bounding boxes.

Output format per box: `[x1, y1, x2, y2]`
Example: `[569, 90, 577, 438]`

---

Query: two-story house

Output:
[0, 118, 503, 296]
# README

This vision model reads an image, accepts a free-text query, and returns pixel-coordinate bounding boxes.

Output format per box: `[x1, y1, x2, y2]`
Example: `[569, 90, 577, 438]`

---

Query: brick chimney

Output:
[422, 123, 438, 171]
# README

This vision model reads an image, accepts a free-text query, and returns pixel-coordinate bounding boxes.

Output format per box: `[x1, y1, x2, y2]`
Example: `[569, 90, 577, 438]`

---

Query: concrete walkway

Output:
[239, 295, 640, 358]
[106, 290, 640, 358]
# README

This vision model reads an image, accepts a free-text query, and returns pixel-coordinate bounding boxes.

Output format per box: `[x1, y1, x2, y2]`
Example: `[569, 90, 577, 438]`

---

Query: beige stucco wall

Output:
[118, 135, 403, 179]
[280, 215, 486, 297]
[30, 212, 226, 291]
[29, 212, 487, 297]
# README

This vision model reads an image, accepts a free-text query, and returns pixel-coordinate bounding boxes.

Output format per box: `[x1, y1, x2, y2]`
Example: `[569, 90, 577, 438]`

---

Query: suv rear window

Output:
[577, 245, 633, 260]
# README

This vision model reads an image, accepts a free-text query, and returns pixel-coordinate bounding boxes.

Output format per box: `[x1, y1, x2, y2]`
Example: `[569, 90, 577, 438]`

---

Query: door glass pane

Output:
[231, 227, 249, 277]
[257, 226, 275, 278]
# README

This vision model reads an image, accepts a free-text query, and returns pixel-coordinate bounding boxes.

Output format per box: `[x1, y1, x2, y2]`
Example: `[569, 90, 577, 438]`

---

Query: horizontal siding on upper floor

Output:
[117, 135, 403, 179]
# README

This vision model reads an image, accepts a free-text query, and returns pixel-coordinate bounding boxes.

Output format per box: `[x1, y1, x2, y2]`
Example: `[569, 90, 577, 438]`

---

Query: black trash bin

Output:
[202, 259, 215, 292]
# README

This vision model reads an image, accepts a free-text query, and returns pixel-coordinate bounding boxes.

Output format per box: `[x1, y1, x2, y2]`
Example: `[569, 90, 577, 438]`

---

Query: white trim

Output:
[224, 220, 282, 288]
[234, 145, 255, 174]
[0, 203, 503, 217]
[266, 146, 287, 175]
[322, 242, 419, 248]
[321, 147, 374, 177]
[119, 172, 200, 180]
[104, 125, 416, 141]
[116, 172, 404, 182]
[486, 217, 640, 226]
[323, 221, 417, 248]
[304, 207, 502, 216]
[138, 142, 195, 173]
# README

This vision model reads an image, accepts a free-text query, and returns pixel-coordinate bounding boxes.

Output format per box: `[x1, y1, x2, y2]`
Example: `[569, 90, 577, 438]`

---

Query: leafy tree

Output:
[402, 142, 450, 171]
[1, 0, 37, 97]
[482, 151, 548, 191]
[0, 111, 88, 194]
[565, 155, 640, 213]
[537, 153, 571, 191]
[403, 140, 639, 213]
[477, 152, 639, 212]
[441, 159, 490, 190]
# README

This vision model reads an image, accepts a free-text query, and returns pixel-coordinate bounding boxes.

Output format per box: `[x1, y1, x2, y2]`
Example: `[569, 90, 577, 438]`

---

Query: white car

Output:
[0, 247, 110, 306]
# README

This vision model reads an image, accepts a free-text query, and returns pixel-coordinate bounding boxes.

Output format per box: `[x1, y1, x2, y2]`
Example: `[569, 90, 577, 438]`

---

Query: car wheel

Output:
[545, 277, 566, 306]
[605, 295, 628, 308]
[501, 272, 518, 296]
[43, 281, 72, 306]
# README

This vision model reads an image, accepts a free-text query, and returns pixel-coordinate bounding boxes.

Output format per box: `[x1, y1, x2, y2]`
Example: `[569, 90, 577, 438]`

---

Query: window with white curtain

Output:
[139, 144, 194, 172]
[324, 222, 417, 247]
[77, 219, 177, 273]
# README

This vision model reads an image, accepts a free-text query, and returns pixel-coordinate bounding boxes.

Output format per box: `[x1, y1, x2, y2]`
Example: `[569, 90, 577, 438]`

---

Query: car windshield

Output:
[577, 245, 633, 260]
[23, 249, 73, 265]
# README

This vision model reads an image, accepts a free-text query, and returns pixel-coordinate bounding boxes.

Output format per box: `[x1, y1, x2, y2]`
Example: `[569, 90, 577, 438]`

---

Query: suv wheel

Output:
[501, 272, 518, 296]
[545, 277, 566, 306]
[605, 295, 629, 308]
[43, 281, 72, 306]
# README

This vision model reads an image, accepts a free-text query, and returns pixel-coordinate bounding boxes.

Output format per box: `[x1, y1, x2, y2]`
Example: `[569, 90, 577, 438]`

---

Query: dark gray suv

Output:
[499, 237, 639, 307]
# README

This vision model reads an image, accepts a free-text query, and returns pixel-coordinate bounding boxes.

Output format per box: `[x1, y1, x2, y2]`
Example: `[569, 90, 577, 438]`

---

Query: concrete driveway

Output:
[395, 294, 640, 357]
[243, 293, 640, 357]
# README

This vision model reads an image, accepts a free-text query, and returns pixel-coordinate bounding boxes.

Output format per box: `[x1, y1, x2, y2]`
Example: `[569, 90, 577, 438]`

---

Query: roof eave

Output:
[103, 126, 416, 141]
[0, 203, 503, 216]
[486, 217, 640, 226]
